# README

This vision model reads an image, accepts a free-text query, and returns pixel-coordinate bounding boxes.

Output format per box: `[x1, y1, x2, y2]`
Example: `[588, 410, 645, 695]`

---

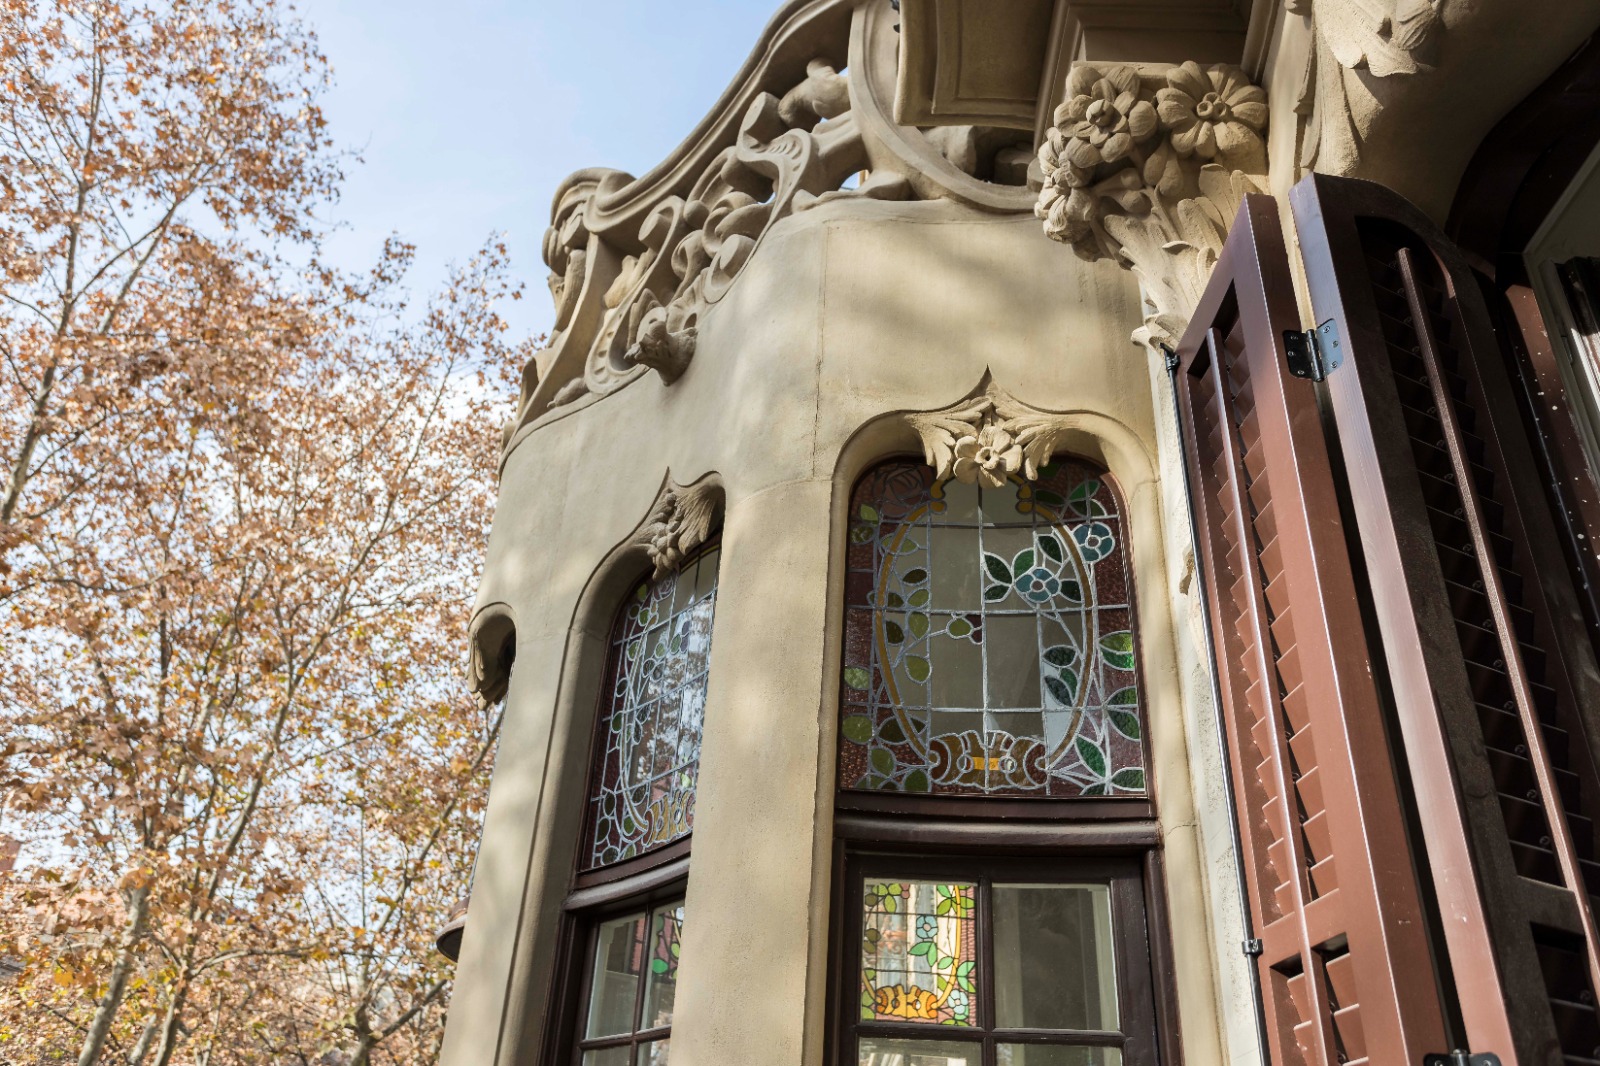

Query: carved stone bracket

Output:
[635, 477, 723, 579]
[908, 383, 1076, 489]
[1034, 61, 1268, 350]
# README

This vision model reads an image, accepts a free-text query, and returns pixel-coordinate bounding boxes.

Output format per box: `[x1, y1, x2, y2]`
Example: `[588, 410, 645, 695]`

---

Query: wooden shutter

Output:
[1292, 173, 1600, 1065]
[1173, 195, 1449, 1066]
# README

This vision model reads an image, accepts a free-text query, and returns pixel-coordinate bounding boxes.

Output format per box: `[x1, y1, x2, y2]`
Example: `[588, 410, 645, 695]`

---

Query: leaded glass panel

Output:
[840, 459, 1146, 798]
[588, 545, 719, 868]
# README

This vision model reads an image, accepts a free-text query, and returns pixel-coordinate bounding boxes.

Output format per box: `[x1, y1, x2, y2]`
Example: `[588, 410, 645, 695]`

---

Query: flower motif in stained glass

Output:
[838, 459, 1146, 799]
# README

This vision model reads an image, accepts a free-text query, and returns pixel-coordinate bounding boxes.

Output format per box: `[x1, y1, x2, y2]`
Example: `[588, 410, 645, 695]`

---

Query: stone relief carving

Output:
[908, 383, 1077, 489]
[636, 477, 723, 580]
[1291, 0, 1443, 171]
[1034, 62, 1268, 350]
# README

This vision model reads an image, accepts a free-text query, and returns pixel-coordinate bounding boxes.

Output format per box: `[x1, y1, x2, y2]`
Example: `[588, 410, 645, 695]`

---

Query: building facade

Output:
[439, 2, 1600, 1063]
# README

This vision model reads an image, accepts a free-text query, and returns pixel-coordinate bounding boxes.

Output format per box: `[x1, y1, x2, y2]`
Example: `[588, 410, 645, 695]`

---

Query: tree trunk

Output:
[147, 975, 190, 1066]
[76, 884, 150, 1066]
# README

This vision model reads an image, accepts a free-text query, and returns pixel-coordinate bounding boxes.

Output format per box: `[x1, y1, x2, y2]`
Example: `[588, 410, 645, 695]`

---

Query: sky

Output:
[308, 0, 784, 340]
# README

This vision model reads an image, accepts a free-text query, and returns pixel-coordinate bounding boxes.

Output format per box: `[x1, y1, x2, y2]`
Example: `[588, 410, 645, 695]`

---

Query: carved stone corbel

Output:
[623, 289, 698, 383]
[908, 383, 1076, 488]
[1033, 61, 1268, 350]
[635, 477, 723, 579]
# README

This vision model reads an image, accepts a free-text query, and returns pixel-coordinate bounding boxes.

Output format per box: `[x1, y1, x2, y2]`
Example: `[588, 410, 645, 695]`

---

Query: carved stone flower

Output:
[1052, 66, 1159, 173]
[1155, 62, 1267, 164]
[952, 424, 1023, 488]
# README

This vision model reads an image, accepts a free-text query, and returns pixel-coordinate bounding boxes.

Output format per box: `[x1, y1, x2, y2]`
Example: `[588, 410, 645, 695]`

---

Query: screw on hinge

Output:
[1422, 1051, 1502, 1066]
[1161, 343, 1180, 373]
[1283, 318, 1342, 381]
[1241, 938, 1263, 957]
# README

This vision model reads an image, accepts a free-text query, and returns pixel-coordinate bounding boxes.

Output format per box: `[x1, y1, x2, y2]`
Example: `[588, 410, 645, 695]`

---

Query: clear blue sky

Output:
[310, 0, 783, 339]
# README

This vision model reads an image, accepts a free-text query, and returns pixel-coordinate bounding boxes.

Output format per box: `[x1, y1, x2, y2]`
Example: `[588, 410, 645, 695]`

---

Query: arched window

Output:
[839, 456, 1147, 800]
[584, 541, 720, 870]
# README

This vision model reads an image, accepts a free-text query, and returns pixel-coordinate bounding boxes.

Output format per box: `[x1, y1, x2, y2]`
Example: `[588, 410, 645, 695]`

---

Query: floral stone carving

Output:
[1034, 62, 1268, 350]
[636, 478, 723, 579]
[908, 383, 1077, 489]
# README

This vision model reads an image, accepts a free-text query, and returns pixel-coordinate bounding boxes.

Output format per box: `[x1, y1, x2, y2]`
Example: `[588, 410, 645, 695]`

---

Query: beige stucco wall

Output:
[440, 191, 1258, 1066]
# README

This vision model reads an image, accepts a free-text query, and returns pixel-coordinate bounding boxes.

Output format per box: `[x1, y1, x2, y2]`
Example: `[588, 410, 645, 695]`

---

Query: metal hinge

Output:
[1283, 319, 1342, 381]
[1241, 938, 1263, 957]
[1160, 343, 1180, 373]
[1423, 1052, 1502, 1066]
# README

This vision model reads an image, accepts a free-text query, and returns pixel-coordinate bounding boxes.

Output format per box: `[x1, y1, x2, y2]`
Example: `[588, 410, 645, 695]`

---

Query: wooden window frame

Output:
[826, 818, 1177, 1066]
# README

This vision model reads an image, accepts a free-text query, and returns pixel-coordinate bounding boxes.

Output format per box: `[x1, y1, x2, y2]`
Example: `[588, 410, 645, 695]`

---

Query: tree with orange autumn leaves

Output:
[0, 1, 527, 1062]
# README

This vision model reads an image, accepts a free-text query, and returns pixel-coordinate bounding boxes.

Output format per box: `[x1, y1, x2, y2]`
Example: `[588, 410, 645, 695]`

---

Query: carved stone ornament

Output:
[1291, 0, 1443, 171]
[635, 478, 723, 580]
[1034, 61, 1268, 351]
[908, 383, 1077, 489]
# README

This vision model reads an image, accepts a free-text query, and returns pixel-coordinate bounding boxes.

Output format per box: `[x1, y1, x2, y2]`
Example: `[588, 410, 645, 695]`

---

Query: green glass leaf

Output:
[1043, 645, 1078, 669]
[1112, 767, 1147, 791]
[983, 552, 1011, 584]
[885, 592, 905, 609]
[936, 954, 954, 970]
[908, 612, 930, 639]
[1038, 533, 1064, 563]
[904, 568, 929, 585]
[983, 584, 1009, 603]
[905, 656, 931, 683]
[1108, 685, 1138, 705]
[870, 748, 895, 775]
[1034, 490, 1065, 507]
[909, 941, 934, 957]
[1109, 709, 1141, 741]
[936, 898, 952, 916]
[905, 769, 930, 793]
[884, 620, 905, 644]
[1099, 630, 1136, 671]
[1070, 478, 1102, 503]
[947, 617, 972, 638]
[1060, 579, 1083, 604]
[1082, 784, 1107, 796]
[860, 504, 881, 522]
[850, 525, 873, 544]
[1011, 548, 1034, 575]
[844, 666, 872, 692]
[908, 588, 931, 607]
[651, 958, 669, 974]
[1075, 736, 1107, 778]
[937, 885, 953, 898]
[842, 715, 873, 743]
[1044, 675, 1073, 705]
[880, 719, 907, 745]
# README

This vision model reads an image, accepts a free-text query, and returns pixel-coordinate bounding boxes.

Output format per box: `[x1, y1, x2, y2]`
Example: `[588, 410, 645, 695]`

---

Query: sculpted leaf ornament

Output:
[636, 478, 723, 579]
[1035, 61, 1268, 350]
[908, 385, 1075, 488]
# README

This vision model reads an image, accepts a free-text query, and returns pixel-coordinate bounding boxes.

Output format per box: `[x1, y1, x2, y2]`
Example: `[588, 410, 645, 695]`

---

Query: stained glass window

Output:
[587, 544, 719, 869]
[577, 900, 683, 1064]
[840, 458, 1146, 799]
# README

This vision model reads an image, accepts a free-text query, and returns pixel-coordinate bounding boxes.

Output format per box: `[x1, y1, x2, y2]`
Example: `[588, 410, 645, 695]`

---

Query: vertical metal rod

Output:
[1164, 342, 1272, 1066]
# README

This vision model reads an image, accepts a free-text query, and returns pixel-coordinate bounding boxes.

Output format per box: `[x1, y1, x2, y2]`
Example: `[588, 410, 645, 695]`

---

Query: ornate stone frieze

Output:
[908, 383, 1077, 489]
[1291, 0, 1443, 171]
[1034, 61, 1267, 350]
[636, 478, 723, 580]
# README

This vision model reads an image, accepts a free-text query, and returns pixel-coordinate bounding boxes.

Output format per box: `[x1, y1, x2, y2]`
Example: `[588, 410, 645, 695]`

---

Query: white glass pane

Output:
[586, 913, 646, 1038]
[992, 884, 1118, 1031]
[997, 1045, 1121, 1066]
[636, 1038, 670, 1066]
[581, 1047, 632, 1066]
[858, 1036, 982, 1066]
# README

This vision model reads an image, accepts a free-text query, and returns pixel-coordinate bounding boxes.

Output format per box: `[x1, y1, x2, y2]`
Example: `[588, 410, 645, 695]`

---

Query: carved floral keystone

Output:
[908, 384, 1077, 488]
[636, 478, 722, 579]
[1035, 61, 1268, 350]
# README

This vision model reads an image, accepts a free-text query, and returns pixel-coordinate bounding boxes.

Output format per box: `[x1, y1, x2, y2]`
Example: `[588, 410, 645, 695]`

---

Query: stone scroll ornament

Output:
[1034, 62, 1268, 351]
[635, 478, 723, 580]
[907, 383, 1077, 489]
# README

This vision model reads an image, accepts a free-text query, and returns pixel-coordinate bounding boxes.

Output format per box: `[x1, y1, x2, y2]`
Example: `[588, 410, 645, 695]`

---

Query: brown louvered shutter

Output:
[1292, 173, 1600, 1065]
[1173, 195, 1449, 1066]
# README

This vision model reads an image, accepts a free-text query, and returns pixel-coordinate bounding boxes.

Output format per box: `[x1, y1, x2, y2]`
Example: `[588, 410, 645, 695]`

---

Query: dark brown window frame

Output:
[826, 819, 1178, 1066]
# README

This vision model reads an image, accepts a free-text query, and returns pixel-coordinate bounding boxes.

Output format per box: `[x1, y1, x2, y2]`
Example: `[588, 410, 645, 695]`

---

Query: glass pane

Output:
[581, 1046, 633, 1066]
[861, 880, 977, 1026]
[636, 1039, 670, 1066]
[840, 458, 1148, 799]
[858, 1037, 982, 1066]
[641, 903, 683, 1029]
[992, 884, 1118, 1030]
[586, 913, 646, 1039]
[588, 548, 719, 868]
[997, 1046, 1121, 1066]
